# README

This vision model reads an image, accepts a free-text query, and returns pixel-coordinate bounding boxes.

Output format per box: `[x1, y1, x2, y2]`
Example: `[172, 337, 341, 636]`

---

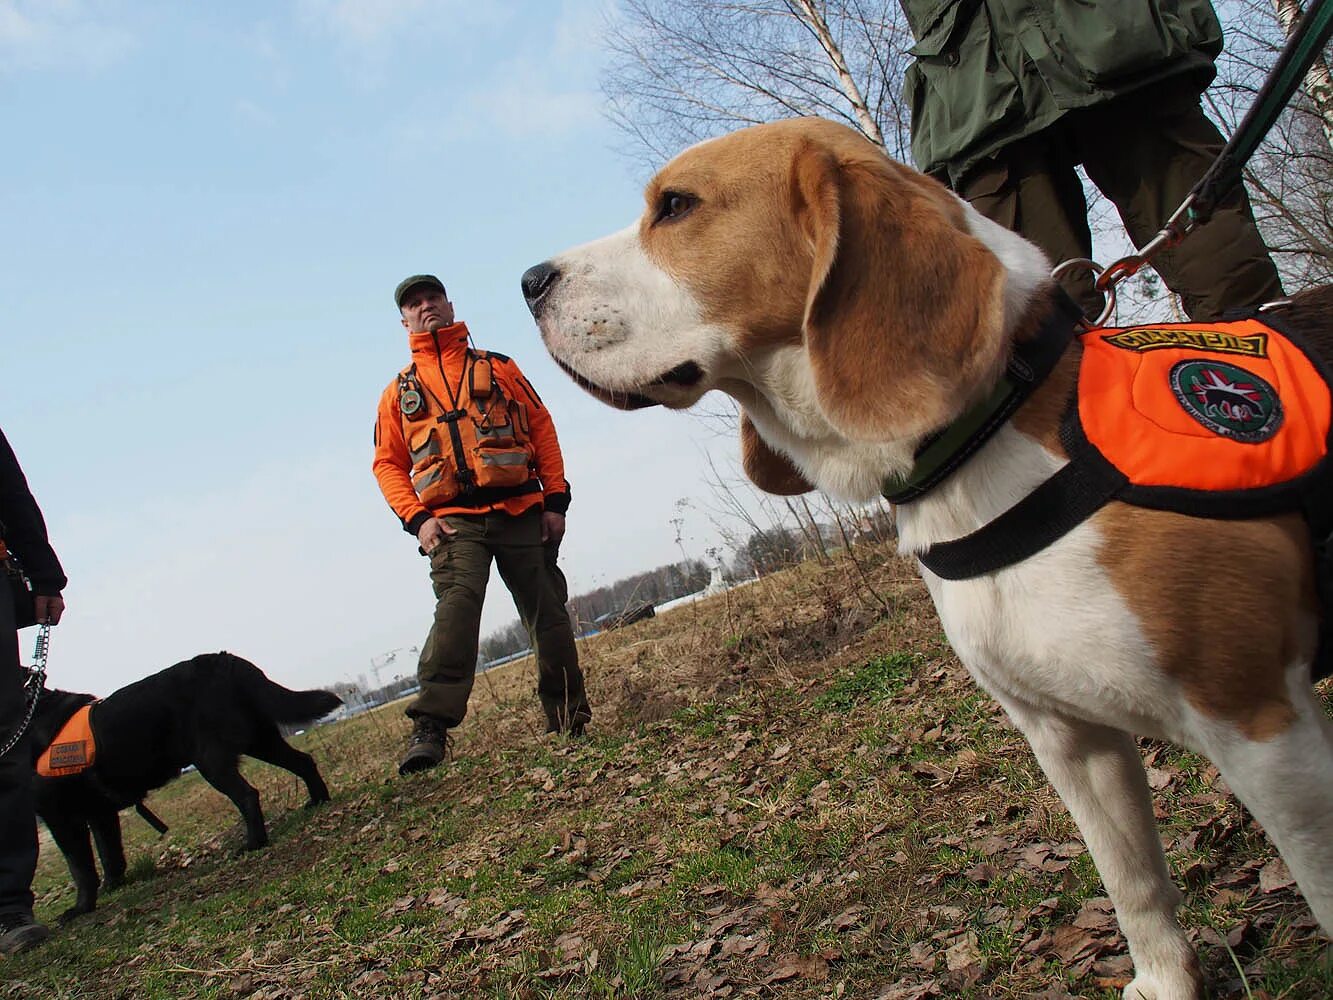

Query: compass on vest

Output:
[400, 387, 425, 418]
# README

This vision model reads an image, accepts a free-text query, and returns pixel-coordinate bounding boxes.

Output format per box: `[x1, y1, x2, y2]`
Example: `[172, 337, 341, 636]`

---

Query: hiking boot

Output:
[542, 694, 591, 738]
[398, 716, 450, 775]
[544, 713, 588, 738]
[0, 911, 50, 956]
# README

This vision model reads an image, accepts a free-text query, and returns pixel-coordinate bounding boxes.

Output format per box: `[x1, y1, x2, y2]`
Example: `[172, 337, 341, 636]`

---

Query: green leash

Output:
[1190, 0, 1333, 223]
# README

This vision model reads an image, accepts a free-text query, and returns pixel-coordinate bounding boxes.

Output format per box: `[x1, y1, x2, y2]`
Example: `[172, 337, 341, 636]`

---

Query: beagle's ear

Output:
[795, 142, 1008, 442]
[740, 413, 813, 495]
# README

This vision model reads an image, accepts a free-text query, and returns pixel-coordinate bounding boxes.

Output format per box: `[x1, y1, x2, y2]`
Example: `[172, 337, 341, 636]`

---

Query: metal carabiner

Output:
[1091, 196, 1199, 312]
[1051, 257, 1116, 328]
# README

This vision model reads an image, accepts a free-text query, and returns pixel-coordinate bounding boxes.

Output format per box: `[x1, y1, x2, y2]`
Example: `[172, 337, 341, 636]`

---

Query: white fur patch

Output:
[534, 223, 729, 409]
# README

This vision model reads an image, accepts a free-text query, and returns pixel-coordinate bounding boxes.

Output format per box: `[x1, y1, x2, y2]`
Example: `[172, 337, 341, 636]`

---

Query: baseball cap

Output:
[394, 274, 446, 309]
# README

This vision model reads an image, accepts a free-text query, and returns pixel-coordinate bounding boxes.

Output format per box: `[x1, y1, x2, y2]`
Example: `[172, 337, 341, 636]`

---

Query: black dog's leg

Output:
[88, 806, 127, 891]
[195, 755, 267, 850]
[43, 814, 99, 922]
[248, 729, 331, 807]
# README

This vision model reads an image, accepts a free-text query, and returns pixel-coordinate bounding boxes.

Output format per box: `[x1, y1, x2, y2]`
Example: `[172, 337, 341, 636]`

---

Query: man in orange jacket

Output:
[373, 275, 591, 775]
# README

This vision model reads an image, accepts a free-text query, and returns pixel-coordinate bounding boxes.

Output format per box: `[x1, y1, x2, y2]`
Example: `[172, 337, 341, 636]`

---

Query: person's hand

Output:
[35, 594, 64, 625]
[541, 511, 566, 545]
[417, 517, 457, 554]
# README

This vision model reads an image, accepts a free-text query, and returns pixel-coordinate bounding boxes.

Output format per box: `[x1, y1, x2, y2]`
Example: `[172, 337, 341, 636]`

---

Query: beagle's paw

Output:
[1122, 971, 1203, 1000]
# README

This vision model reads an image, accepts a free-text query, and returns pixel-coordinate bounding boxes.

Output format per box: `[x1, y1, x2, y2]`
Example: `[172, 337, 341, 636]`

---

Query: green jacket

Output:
[901, 0, 1223, 186]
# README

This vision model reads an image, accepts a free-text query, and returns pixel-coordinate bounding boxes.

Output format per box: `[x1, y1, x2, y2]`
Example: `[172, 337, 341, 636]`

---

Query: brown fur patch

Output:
[639, 118, 1011, 442]
[1097, 507, 1314, 740]
[639, 128, 815, 353]
[798, 134, 1009, 441]
[740, 414, 813, 495]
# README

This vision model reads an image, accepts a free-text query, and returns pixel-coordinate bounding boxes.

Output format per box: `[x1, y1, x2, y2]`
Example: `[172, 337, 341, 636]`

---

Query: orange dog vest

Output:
[909, 304, 1333, 677]
[918, 311, 1333, 580]
[1079, 318, 1332, 494]
[36, 704, 96, 778]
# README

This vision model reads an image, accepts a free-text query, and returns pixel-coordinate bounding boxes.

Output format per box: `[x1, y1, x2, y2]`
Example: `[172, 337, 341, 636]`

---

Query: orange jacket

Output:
[373, 323, 570, 535]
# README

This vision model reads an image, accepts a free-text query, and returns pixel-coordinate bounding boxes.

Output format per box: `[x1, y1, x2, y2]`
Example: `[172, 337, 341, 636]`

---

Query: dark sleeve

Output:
[0, 428, 67, 595]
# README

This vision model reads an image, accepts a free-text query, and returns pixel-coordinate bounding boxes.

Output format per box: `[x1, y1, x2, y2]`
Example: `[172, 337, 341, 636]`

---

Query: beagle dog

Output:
[521, 117, 1333, 1000]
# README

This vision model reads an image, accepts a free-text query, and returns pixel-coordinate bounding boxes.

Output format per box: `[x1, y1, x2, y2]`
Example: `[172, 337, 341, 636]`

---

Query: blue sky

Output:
[1, 0, 760, 698]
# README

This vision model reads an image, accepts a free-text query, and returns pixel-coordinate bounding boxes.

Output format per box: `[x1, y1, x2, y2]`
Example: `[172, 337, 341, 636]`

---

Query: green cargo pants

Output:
[407, 507, 590, 733]
[958, 85, 1283, 322]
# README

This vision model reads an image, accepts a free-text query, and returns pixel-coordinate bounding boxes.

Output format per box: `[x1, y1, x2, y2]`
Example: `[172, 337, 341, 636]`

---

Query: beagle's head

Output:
[523, 117, 1048, 494]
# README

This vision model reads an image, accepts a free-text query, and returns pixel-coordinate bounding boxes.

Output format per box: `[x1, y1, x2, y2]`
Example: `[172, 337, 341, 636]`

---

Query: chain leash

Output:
[0, 623, 52, 758]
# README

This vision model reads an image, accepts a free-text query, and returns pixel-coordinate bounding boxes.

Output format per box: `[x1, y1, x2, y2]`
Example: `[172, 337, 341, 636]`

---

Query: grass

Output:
[5, 542, 1331, 998]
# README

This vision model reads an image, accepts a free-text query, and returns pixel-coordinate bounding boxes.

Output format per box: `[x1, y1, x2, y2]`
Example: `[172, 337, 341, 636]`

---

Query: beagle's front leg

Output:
[994, 692, 1203, 1000]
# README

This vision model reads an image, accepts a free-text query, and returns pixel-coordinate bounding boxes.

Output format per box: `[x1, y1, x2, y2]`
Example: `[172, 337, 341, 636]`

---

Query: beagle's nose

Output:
[521, 262, 561, 314]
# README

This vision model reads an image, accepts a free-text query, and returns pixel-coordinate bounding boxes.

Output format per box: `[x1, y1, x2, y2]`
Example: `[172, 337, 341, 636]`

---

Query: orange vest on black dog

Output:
[36, 704, 96, 777]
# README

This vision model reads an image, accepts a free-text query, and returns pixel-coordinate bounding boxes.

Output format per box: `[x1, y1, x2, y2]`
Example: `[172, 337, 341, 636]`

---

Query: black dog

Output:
[28, 651, 341, 921]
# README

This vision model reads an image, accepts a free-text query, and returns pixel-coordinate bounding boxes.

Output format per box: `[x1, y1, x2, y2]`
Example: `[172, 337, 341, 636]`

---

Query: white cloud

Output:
[296, 0, 429, 46]
[233, 98, 277, 128]
[0, 0, 135, 73]
[551, 0, 614, 60]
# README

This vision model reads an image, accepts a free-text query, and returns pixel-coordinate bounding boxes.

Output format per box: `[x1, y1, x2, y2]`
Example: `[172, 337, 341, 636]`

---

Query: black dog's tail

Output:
[225, 654, 342, 725]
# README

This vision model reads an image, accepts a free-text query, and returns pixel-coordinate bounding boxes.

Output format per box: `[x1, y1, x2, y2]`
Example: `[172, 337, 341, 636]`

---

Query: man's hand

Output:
[35, 594, 64, 625]
[417, 517, 457, 554]
[541, 511, 566, 545]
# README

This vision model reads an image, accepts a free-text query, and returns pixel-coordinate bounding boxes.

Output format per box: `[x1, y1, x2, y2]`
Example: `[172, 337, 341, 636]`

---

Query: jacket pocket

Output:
[408, 426, 458, 507]
[1050, 0, 1207, 85]
[906, 0, 976, 61]
[903, 0, 1020, 175]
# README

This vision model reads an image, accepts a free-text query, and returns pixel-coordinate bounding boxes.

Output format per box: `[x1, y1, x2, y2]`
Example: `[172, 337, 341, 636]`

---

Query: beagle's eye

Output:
[654, 191, 696, 224]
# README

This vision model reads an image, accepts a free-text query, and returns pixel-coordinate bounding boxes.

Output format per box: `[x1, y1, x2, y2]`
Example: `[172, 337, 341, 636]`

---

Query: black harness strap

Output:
[135, 801, 169, 835]
[916, 441, 1127, 579]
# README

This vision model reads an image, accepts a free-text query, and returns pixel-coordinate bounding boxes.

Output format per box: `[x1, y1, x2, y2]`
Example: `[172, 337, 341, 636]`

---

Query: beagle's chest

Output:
[919, 528, 1170, 716]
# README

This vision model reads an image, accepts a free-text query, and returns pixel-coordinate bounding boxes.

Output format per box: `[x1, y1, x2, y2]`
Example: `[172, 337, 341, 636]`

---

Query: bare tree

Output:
[602, 0, 916, 168]
[1273, 0, 1333, 149]
[1211, 0, 1333, 288]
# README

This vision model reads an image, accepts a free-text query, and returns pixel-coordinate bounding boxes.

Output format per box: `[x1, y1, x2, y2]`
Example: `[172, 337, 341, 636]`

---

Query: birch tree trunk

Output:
[602, 0, 915, 166]
[1273, 0, 1333, 149]
[788, 0, 884, 145]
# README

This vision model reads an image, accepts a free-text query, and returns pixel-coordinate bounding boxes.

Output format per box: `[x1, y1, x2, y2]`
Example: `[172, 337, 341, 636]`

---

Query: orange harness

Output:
[918, 311, 1333, 585]
[36, 703, 97, 778]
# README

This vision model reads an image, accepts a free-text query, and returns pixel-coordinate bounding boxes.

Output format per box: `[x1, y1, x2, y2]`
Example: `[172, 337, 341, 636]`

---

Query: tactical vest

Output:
[398, 351, 538, 509]
[37, 703, 96, 778]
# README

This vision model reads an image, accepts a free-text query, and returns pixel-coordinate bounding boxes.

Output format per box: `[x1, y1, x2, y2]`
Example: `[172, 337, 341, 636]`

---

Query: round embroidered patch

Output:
[1169, 359, 1283, 443]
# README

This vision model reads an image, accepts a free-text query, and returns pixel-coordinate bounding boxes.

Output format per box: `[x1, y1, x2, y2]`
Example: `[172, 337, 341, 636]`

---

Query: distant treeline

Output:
[477, 558, 711, 664]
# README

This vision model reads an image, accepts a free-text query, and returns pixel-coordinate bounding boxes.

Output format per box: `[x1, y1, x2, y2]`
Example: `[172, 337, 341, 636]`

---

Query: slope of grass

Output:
[5, 544, 1330, 998]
